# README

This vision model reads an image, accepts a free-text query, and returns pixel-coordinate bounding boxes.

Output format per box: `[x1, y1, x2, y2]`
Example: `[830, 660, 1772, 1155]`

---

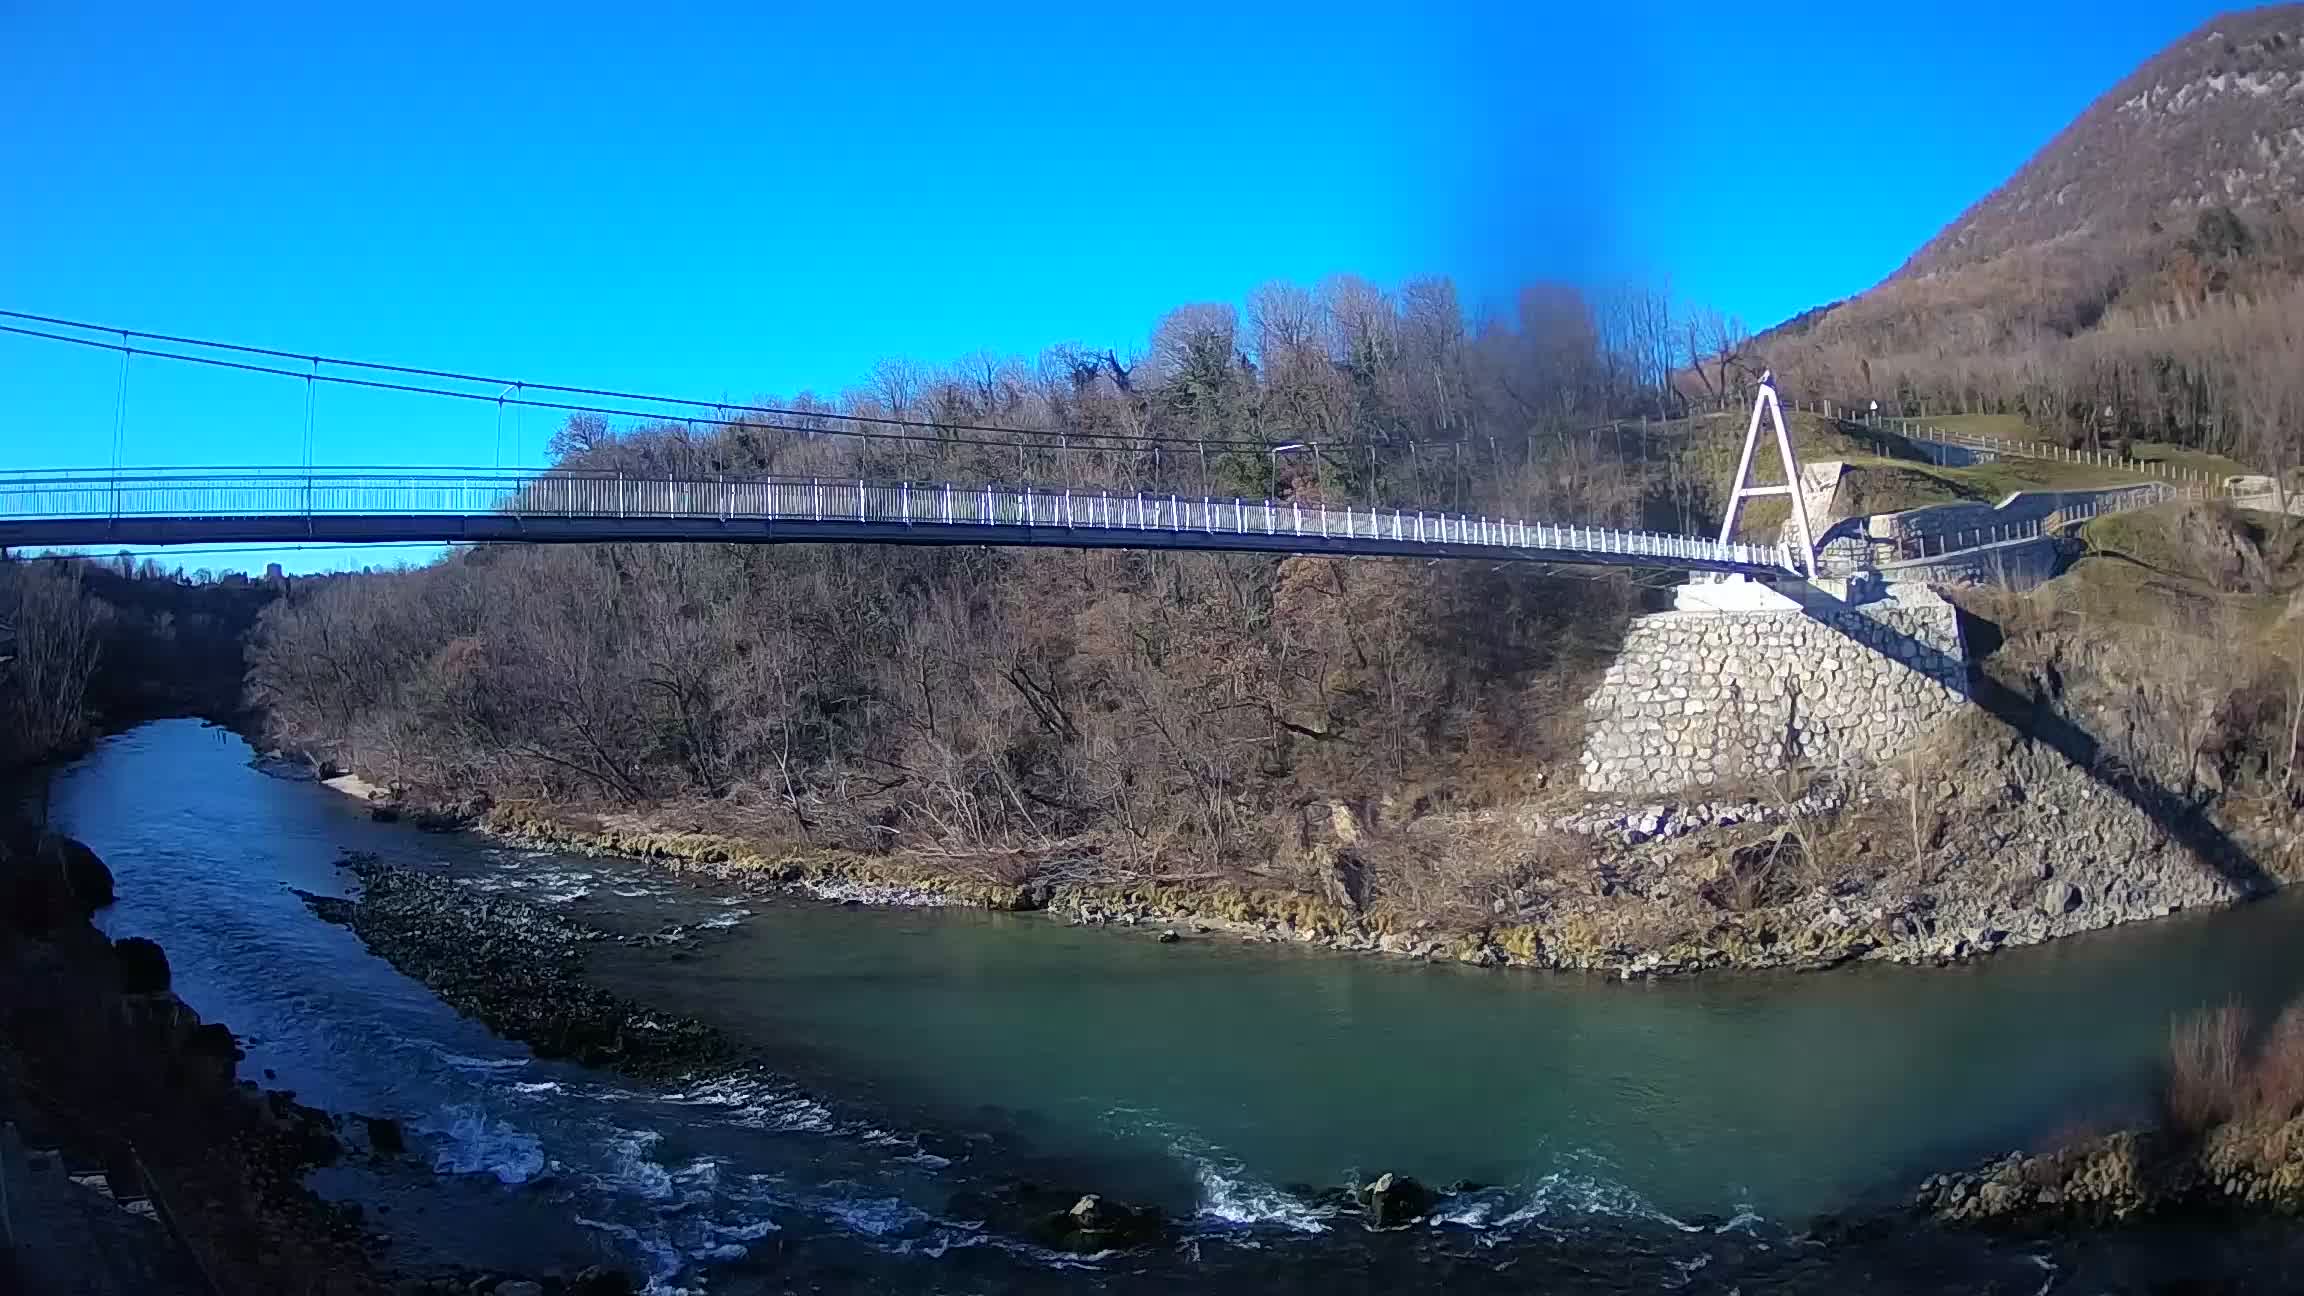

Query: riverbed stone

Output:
[1361, 1171, 1437, 1228]
[2039, 880, 2082, 916]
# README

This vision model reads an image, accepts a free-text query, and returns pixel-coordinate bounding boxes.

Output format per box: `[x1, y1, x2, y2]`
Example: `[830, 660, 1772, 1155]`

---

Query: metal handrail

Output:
[1817, 480, 2187, 573]
[0, 468, 1794, 574]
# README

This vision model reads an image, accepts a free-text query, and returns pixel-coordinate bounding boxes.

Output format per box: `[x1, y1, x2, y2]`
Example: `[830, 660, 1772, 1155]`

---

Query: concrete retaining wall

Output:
[1875, 535, 2068, 591]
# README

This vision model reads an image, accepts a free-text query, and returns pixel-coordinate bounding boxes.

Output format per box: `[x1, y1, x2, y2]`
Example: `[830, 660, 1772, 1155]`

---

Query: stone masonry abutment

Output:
[1578, 586, 1970, 795]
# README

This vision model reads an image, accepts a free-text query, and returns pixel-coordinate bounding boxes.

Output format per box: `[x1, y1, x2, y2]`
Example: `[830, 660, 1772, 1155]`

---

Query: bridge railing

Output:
[0, 468, 1793, 573]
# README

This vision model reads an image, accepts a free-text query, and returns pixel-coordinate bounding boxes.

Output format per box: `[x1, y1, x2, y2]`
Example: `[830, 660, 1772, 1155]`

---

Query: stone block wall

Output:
[1578, 590, 1970, 794]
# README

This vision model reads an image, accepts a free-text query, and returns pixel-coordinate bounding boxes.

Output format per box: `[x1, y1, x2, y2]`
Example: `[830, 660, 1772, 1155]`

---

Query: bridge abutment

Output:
[1577, 586, 1970, 795]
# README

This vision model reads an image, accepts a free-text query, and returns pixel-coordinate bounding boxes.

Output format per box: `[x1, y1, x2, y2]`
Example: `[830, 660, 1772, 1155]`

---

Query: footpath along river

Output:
[44, 719, 2304, 1293]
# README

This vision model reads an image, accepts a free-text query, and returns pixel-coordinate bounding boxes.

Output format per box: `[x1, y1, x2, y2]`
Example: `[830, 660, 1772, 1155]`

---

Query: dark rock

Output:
[369, 804, 402, 823]
[1, 833, 115, 929]
[300, 859, 739, 1080]
[365, 1115, 407, 1158]
[115, 936, 172, 993]
[1040, 1193, 1166, 1252]
[569, 1266, 637, 1296]
[47, 834, 115, 910]
[951, 1180, 1167, 1253]
[1157, 929, 1180, 944]
[1360, 1172, 1437, 1228]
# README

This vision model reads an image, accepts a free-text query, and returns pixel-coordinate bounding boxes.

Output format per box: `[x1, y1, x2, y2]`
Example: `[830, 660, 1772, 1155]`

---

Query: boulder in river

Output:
[568, 1265, 637, 1296]
[115, 935, 172, 993]
[50, 834, 116, 911]
[1358, 1171, 1438, 1228]
[952, 1180, 1168, 1253]
[363, 1114, 406, 1158]
[1042, 1193, 1167, 1252]
[1, 831, 116, 930]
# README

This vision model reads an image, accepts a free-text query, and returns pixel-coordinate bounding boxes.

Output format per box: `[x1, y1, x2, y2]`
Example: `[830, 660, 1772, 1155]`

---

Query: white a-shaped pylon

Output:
[1716, 372, 1817, 579]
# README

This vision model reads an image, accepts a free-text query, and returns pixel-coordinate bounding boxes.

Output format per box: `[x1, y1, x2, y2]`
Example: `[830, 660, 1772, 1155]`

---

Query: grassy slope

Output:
[2051, 505, 2304, 644]
[1881, 413, 2254, 483]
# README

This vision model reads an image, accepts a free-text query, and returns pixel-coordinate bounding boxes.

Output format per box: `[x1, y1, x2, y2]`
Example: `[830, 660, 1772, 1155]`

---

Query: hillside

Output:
[1902, 6, 2304, 279]
[1756, 7, 2304, 469]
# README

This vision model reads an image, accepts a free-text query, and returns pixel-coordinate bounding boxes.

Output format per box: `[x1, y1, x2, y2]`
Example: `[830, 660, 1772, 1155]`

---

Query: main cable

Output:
[0, 322, 1228, 459]
[0, 307, 1331, 454]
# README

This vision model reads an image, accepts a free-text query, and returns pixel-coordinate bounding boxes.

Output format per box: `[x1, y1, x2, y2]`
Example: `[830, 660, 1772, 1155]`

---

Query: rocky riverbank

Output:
[301, 856, 739, 1080]
[342, 731, 2295, 983]
[1911, 1113, 2304, 1229]
[0, 822, 637, 1296]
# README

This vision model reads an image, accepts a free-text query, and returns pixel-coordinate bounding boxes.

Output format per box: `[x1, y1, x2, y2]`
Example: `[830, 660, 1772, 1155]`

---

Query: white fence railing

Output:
[0, 468, 1792, 573]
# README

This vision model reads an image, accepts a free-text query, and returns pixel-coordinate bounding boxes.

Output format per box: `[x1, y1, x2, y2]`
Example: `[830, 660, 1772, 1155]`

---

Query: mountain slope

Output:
[1750, 8, 2304, 459]
[1900, 6, 2304, 282]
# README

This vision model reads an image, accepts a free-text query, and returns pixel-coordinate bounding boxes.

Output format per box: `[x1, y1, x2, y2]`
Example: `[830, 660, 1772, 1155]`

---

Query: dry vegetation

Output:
[0, 558, 270, 769]
[2163, 997, 2304, 1134]
[245, 276, 1698, 920]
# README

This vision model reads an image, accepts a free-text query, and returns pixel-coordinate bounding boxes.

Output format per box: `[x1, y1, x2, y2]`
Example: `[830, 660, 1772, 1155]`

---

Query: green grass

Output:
[2079, 508, 2207, 577]
[1894, 413, 2036, 443]
[2039, 555, 2288, 640]
[2128, 442, 2255, 485]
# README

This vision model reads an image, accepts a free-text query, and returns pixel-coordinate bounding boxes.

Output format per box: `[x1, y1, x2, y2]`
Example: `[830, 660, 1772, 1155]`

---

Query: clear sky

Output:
[0, 0, 2262, 570]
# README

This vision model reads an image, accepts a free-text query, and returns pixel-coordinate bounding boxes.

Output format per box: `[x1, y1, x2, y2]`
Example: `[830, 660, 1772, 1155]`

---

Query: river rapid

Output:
[42, 719, 2304, 1293]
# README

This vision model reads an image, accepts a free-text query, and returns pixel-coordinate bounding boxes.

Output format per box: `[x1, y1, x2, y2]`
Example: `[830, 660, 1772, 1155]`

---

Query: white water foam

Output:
[807, 1188, 937, 1237]
[434, 1049, 530, 1073]
[420, 1105, 549, 1184]
[1109, 1112, 1336, 1235]
[659, 1074, 837, 1134]
[1665, 1252, 1713, 1289]
[1193, 1159, 1335, 1234]
[573, 1216, 698, 1296]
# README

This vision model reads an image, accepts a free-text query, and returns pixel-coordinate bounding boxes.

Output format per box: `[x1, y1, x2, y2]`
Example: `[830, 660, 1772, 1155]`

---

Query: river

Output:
[43, 719, 2304, 1293]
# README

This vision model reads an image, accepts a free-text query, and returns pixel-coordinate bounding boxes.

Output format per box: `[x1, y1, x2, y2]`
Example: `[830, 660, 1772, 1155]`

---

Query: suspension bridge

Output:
[0, 468, 1793, 576]
[0, 313, 1818, 579]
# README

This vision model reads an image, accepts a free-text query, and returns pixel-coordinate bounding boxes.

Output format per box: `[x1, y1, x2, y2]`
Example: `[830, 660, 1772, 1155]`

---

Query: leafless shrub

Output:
[2253, 1001, 2304, 1120]
[2167, 1000, 2253, 1132]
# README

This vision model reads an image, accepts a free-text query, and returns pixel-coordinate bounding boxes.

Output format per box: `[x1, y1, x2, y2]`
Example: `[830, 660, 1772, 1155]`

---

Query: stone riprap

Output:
[1578, 589, 1968, 794]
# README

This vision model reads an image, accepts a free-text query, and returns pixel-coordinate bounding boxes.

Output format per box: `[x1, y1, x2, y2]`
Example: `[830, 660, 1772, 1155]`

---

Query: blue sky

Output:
[0, 0, 2256, 570]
